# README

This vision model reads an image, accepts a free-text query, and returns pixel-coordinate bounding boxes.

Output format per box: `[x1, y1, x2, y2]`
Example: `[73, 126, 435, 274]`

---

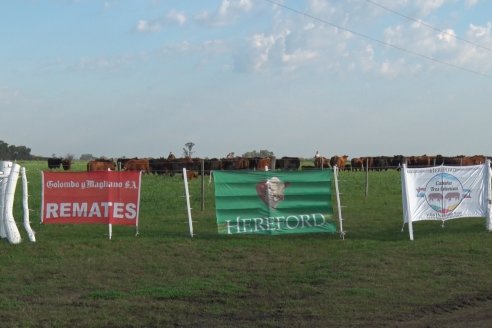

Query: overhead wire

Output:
[364, 0, 492, 53]
[263, 0, 492, 79]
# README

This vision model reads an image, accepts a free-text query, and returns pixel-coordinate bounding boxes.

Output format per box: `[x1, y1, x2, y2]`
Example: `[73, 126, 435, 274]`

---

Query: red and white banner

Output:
[41, 171, 141, 226]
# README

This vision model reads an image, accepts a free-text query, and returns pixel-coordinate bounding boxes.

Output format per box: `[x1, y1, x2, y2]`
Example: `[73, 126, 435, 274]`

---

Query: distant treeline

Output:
[0, 140, 34, 161]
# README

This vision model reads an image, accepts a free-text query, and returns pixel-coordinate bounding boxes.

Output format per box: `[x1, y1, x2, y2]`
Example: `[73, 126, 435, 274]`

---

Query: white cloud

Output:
[219, 0, 253, 14]
[415, 0, 446, 16]
[380, 61, 392, 76]
[135, 9, 188, 33]
[134, 0, 492, 79]
[250, 33, 277, 71]
[102, 1, 118, 10]
[359, 45, 376, 71]
[218, 0, 231, 17]
[468, 22, 492, 38]
[383, 25, 405, 45]
[196, 0, 254, 27]
[437, 28, 457, 44]
[239, 0, 253, 11]
[308, 0, 330, 12]
[380, 58, 423, 78]
[451, 23, 492, 70]
[136, 19, 161, 33]
[282, 49, 318, 68]
[166, 10, 187, 26]
[304, 22, 315, 31]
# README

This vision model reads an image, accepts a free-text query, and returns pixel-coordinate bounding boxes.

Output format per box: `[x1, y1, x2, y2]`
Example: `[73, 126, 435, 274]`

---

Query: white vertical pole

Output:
[401, 164, 414, 240]
[4, 163, 21, 244]
[333, 165, 345, 239]
[485, 160, 492, 231]
[183, 168, 194, 237]
[135, 171, 142, 236]
[109, 168, 113, 240]
[21, 167, 35, 242]
[0, 161, 12, 239]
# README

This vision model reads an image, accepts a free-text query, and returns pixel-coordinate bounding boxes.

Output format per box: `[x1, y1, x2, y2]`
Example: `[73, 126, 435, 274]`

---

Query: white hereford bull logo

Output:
[256, 177, 288, 210]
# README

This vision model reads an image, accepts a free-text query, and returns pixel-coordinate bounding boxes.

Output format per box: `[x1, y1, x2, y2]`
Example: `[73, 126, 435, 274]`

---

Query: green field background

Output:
[1, 160, 492, 327]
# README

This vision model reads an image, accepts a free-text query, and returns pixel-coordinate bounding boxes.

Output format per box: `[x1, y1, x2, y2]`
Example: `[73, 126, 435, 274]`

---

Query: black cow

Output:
[275, 157, 300, 170]
[167, 157, 202, 175]
[149, 158, 172, 175]
[47, 157, 63, 169]
[204, 158, 222, 174]
[373, 156, 390, 171]
[222, 157, 249, 170]
[61, 159, 72, 171]
[389, 155, 406, 170]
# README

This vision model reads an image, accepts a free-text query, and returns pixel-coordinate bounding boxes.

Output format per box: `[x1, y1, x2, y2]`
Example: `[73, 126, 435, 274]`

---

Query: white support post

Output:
[21, 167, 35, 242]
[401, 164, 414, 240]
[3, 163, 22, 244]
[183, 168, 194, 237]
[135, 171, 142, 237]
[486, 160, 492, 231]
[333, 165, 345, 239]
[0, 161, 12, 239]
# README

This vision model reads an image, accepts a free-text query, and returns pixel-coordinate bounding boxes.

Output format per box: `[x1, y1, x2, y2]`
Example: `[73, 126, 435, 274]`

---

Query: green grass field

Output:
[1, 161, 492, 327]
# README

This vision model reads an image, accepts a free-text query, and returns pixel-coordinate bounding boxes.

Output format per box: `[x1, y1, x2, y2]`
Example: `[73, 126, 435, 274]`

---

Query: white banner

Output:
[401, 162, 492, 240]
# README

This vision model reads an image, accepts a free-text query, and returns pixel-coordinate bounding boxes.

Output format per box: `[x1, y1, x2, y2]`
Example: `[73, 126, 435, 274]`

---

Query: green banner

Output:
[213, 170, 336, 235]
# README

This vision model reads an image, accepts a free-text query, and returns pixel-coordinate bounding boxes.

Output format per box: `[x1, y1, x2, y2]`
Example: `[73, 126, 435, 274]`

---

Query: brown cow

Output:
[123, 159, 150, 173]
[185, 170, 199, 180]
[463, 155, 487, 165]
[255, 157, 272, 171]
[314, 156, 330, 169]
[414, 155, 432, 167]
[87, 159, 116, 171]
[434, 155, 485, 166]
[351, 157, 364, 171]
[330, 155, 349, 171]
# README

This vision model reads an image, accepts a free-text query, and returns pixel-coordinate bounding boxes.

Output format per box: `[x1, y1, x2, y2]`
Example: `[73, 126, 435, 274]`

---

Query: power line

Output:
[263, 0, 492, 79]
[364, 0, 492, 53]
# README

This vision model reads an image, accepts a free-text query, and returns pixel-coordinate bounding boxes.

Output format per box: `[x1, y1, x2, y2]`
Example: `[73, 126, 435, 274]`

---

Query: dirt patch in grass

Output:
[395, 291, 492, 327]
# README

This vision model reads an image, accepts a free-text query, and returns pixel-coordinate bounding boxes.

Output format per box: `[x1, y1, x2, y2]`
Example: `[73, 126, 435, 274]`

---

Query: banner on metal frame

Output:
[401, 161, 492, 239]
[41, 171, 141, 226]
[213, 170, 337, 235]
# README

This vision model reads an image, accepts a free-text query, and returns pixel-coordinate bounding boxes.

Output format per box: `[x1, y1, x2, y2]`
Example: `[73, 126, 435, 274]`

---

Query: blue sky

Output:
[2, 0, 492, 159]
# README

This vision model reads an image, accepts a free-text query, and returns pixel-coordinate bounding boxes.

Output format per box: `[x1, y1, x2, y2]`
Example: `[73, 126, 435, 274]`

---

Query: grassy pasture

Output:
[1, 160, 492, 327]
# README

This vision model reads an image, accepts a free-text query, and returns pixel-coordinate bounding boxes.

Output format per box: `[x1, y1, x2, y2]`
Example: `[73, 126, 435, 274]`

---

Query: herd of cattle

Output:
[47, 156, 300, 175]
[47, 154, 491, 175]
[314, 154, 489, 171]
